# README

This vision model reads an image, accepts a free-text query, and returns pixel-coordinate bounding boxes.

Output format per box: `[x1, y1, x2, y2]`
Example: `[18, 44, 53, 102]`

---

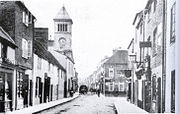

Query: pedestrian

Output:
[97, 84, 100, 97]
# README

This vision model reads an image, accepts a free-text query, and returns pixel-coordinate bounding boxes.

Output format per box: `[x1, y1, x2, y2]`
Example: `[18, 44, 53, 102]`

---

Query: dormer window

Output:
[57, 24, 68, 32]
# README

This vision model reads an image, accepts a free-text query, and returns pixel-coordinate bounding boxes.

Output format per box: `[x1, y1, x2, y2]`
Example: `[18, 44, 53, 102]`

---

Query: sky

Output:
[24, 0, 148, 80]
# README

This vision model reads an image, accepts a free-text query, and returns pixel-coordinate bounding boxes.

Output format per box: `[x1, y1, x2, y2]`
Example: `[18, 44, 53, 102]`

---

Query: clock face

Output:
[59, 38, 66, 49]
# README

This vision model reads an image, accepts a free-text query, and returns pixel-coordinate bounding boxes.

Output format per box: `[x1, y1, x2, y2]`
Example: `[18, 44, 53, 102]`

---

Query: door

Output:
[29, 80, 32, 106]
[157, 77, 161, 113]
[171, 70, 175, 113]
[0, 72, 5, 112]
[22, 74, 29, 107]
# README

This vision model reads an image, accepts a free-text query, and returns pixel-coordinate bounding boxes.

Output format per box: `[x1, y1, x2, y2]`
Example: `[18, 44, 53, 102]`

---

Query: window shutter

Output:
[22, 38, 29, 59]
[22, 11, 25, 23]
[26, 13, 28, 26]
[25, 40, 28, 58]
[28, 40, 32, 57]
[22, 38, 25, 58]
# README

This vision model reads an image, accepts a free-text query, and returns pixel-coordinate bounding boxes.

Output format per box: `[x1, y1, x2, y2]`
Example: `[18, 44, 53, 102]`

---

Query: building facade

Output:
[33, 28, 66, 105]
[129, 0, 178, 113]
[0, 26, 17, 112]
[104, 49, 129, 96]
[165, 0, 176, 113]
[0, 1, 36, 110]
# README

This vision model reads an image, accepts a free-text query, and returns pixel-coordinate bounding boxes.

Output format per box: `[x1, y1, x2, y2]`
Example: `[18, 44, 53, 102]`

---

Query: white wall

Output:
[165, 0, 176, 112]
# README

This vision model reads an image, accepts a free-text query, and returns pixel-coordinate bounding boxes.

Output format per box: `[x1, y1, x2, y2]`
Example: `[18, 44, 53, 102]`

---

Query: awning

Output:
[0, 26, 17, 48]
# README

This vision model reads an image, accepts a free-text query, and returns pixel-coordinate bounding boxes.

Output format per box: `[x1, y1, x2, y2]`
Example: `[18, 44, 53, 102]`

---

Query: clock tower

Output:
[53, 6, 74, 61]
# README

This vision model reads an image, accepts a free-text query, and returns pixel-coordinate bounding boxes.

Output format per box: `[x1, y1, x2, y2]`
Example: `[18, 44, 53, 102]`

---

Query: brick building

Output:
[104, 49, 129, 96]
[0, 1, 36, 110]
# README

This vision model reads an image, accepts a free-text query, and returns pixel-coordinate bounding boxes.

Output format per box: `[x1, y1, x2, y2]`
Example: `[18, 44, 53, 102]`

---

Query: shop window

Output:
[17, 72, 23, 98]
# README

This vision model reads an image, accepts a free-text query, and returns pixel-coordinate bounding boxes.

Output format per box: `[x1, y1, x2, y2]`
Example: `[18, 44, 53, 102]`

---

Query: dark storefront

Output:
[0, 71, 13, 112]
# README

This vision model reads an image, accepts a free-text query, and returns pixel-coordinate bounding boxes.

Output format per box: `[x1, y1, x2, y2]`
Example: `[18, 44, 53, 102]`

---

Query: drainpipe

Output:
[176, 0, 180, 114]
[162, 0, 167, 112]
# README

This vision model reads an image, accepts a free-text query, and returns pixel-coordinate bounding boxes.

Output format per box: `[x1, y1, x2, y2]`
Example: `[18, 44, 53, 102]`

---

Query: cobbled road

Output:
[36, 94, 117, 114]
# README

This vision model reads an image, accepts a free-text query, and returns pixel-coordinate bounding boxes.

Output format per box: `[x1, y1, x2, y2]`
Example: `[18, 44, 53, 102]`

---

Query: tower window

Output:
[57, 24, 68, 32]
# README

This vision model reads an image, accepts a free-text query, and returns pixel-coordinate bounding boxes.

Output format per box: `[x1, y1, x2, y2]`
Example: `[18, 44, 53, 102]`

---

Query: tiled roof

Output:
[33, 40, 66, 72]
[105, 50, 128, 65]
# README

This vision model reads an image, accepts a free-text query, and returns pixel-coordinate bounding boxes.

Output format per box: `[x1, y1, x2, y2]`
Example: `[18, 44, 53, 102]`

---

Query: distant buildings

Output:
[86, 49, 129, 96]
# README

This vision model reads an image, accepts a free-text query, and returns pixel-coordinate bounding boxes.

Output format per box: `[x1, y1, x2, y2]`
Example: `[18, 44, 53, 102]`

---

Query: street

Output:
[36, 94, 117, 114]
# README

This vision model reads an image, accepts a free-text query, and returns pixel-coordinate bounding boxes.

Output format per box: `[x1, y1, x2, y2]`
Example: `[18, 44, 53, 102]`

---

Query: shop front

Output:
[0, 68, 14, 112]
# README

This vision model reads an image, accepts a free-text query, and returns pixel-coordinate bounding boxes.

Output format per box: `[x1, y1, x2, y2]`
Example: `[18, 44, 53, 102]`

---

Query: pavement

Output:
[112, 97, 148, 114]
[4, 93, 79, 114]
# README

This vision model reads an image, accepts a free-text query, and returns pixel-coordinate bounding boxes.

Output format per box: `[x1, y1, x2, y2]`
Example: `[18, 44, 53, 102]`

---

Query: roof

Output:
[33, 40, 66, 72]
[0, 26, 17, 48]
[55, 49, 75, 64]
[127, 38, 134, 49]
[16, 1, 36, 20]
[54, 6, 73, 23]
[105, 50, 128, 65]
[132, 10, 143, 25]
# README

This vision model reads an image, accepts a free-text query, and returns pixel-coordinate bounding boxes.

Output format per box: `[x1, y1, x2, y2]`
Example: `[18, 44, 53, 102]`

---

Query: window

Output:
[22, 38, 28, 59]
[17, 72, 23, 98]
[109, 68, 114, 78]
[1, 43, 7, 59]
[22, 11, 29, 26]
[57, 24, 68, 32]
[170, 3, 176, 44]
[119, 83, 124, 91]
[0, 43, 1, 58]
[153, 27, 157, 56]
[171, 70, 175, 113]
[48, 63, 51, 72]
[109, 83, 114, 91]
[153, 0, 157, 12]
[152, 75, 156, 100]
[28, 40, 32, 57]
[140, 24, 142, 35]
[37, 57, 42, 70]
[65, 24, 67, 31]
